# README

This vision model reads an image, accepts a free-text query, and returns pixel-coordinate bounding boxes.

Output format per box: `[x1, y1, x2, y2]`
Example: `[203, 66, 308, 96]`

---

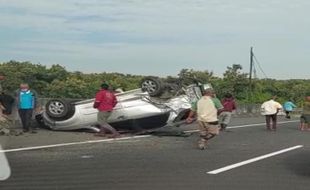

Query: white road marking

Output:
[184, 120, 298, 133]
[228, 120, 298, 129]
[0, 120, 299, 153]
[81, 155, 94, 159]
[207, 145, 303, 175]
[0, 135, 151, 153]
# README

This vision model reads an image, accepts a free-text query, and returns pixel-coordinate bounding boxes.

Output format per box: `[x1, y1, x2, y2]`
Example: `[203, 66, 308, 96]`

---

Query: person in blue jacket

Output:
[283, 100, 297, 119]
[15, 83, 39, 133]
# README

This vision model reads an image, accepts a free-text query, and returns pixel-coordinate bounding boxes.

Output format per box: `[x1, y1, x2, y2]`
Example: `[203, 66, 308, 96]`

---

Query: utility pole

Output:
[249, 47, 254, 85]
[248, 47, 254, 101]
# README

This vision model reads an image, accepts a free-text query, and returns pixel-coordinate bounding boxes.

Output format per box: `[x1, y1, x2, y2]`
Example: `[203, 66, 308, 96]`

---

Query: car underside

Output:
[37, 77, 210, 132]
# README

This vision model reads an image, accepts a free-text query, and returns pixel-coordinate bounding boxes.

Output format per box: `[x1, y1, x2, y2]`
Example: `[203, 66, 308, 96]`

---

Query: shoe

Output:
[23, 129, 29, 133]
[198, 143, 207, 150]
[198, 139, 207, 150]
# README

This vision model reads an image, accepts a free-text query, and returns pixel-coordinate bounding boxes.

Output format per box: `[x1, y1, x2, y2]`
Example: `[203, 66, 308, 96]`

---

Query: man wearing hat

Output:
[187, 88, 223, 150]
[93, 83, 120, 138]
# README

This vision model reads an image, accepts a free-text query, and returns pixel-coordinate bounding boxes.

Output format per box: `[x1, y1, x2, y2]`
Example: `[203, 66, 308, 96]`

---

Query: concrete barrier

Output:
[234, 104, 302, 117]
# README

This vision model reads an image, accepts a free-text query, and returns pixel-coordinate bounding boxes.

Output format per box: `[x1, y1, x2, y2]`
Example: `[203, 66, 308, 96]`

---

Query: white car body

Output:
[40, 85, 204, 132]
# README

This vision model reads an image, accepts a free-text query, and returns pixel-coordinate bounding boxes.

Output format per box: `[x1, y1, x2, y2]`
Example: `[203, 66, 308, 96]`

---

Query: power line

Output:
[253, 54, 268, 79]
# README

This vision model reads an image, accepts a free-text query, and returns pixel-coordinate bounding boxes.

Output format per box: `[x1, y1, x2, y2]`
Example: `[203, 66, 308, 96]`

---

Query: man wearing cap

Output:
[186, 88, 223, 150]
[93, 83, 120, 138]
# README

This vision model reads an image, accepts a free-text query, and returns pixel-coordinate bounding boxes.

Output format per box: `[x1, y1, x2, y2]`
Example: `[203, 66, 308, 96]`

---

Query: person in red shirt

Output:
[219, 93, 237, 131]
[93, 83, 120, 138]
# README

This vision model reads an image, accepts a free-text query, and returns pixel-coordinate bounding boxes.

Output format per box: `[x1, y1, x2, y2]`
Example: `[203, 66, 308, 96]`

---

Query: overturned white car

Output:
[37, 77, 211, 132]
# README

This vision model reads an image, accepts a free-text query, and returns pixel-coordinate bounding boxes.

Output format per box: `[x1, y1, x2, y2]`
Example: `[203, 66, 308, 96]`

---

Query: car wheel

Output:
[141, 77, 163, 97]
[45, 99, 75, 119]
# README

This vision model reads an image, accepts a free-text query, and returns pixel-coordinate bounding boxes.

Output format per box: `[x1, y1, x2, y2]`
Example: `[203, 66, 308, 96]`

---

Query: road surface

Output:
[0, 116, 309, 190]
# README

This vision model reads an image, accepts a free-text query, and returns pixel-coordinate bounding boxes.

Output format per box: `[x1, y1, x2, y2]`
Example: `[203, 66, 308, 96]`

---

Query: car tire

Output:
[141, 77, 164, 97]
[45, 99, 75, 120]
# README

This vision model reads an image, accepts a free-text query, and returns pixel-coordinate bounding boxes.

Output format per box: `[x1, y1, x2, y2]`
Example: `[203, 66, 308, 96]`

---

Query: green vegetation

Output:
[1, 61, 309, 105]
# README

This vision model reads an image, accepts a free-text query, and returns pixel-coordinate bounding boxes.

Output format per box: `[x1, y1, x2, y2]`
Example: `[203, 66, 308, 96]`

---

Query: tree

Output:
[178, 68, 216, 85]
[46, 76, 90, 98]
[1, 61, 309, 104]
[221, 64, 249, 100]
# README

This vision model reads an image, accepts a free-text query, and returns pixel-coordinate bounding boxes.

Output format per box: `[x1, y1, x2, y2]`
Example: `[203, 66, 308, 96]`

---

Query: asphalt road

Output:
[0, 116, 310, 190]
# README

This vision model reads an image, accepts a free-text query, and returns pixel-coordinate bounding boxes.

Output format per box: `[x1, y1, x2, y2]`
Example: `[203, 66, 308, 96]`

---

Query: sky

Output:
[0, 0, 310, 79]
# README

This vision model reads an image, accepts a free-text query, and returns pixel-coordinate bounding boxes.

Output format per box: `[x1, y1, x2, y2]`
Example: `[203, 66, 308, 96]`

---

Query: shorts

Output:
[198, 121, 219, 135]
[219, 111, 232, 125]
[300, 114, 310, 124]
[97, 111, 112, 126]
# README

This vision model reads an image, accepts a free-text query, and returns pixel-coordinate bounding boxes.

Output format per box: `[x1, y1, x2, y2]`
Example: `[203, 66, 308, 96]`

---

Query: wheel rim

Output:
[48, 101, 65, 115]
[142, 80, 157, 93]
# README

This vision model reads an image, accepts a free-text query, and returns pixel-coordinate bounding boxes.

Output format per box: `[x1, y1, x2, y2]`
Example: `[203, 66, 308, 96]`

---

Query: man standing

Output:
[261, 96, 282, 131]
[93, 83, 120, 138]
[15, 83, 39, 133]
[299, 96, 310, 131]
[187, 88, 223, 150]
[219, 93, 237, 131]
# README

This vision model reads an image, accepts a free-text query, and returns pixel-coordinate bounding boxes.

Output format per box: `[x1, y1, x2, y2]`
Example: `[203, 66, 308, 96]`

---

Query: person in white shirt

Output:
[261, 96, 283, 131]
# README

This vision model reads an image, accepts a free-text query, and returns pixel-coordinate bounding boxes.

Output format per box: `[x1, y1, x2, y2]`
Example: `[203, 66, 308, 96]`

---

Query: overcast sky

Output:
[1, 0, 309, 79]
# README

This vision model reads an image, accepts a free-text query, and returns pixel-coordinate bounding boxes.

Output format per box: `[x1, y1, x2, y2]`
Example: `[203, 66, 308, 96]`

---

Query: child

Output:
[299, 96, 310, 131]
